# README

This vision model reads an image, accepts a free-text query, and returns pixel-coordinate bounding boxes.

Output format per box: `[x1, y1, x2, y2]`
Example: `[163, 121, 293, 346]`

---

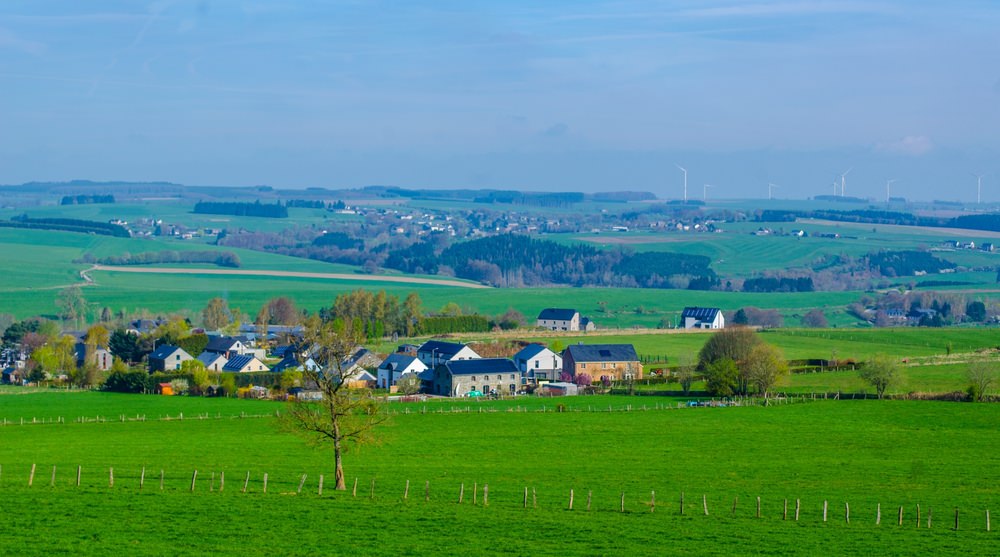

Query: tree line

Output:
[79, 250, 242, 268]
[193, 201, 288, 218]
[0, 216, 130, 237]
[60, 194, 115, 205]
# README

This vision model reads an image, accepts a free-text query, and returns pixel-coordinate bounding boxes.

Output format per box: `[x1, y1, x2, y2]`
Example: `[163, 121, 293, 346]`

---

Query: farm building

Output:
[681, 307, 725, 329]
[542, 382, 579, 396]
[512, 344, 562, 384]
[148, 345, 193, 373]
[416, 340, 480, 367]
[376, 353, 427, 389]
[562, 344, 641, 381]
[430, 358, 520, 397]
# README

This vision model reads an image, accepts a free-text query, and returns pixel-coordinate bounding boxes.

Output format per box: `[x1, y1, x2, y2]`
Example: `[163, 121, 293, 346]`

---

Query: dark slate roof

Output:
[205, 336, 243, 353]
[223, 354, 261, 372]
[681, 307, 721, 320]
[565, 344, 639, 363]
[513, 344, 550, 361]
[537, 308, 579, 321]
[417, 340, 468, 357]
[150, 345, 186, 361]
[197, 352, 227, 366]
[379, 353, 422, 372]
[272, 354, 300, 373]
[444, 358, 518, 376]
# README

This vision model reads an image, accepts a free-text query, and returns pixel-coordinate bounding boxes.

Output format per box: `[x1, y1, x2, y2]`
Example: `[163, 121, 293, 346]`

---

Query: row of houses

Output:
[535, 306, 724, 331]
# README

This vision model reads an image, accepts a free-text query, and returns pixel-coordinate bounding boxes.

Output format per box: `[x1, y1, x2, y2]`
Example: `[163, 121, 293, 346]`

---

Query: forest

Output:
[60, 194, 115, 205]
[80, 250, 242, 268]
[0, 216, 130, 237]
[193, 201, 288, 218]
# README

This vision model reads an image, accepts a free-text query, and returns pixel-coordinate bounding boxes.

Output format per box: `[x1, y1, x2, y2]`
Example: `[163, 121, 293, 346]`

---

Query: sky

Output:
[1, 1, 999, 201]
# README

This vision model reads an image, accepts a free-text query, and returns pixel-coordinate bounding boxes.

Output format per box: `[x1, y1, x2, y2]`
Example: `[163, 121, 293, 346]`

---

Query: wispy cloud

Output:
[0, 27, 46, 55]
[874, 135, 934, 156]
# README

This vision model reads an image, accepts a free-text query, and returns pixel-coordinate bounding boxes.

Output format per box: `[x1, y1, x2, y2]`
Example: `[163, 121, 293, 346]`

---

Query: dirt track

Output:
[87, 265, 491, 289]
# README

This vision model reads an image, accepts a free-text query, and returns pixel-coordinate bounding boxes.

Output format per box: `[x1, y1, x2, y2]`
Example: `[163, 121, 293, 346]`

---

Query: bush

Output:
[103, 371, 150, 393]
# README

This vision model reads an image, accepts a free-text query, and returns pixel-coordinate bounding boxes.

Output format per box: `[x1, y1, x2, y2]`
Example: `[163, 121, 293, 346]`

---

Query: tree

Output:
[85, 324, 110, 349]
[109, 329, 142, 364]
[259, 297, 301, 326]
[177, 333, 209, 359]
[280, 316, 387, 490]
[966, 301, 987, 323]
[966, 356, 998, 402]
[801, 309, 829, 328]
[732, 308, 748, 325]
[495, 307, 526, 330]
[397, 373, 422, 395]
[202, 297, 232, 330]
[674, 352, 696, 396]
[574, 373, 593, 388]
[403, 293, 422, 336]
[704, 358, 738, 397]
[56, 286, 88, 328]
[859, 355, 901, 399]
[180, 360, 210, 395]
[742, 343, 788, 399]
[698, 327, 762, 371]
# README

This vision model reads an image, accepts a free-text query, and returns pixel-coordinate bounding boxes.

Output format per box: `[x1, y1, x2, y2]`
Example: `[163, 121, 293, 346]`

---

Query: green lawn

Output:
[0, 392, 998, 555]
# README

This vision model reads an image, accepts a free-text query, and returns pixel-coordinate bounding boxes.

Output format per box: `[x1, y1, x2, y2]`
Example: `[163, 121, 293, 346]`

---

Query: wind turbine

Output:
[840, 167, 853, 197]
[703, 184, 713, 201]
[675, 164, 688, 202]
[885, 179, 896, 203]
[768, 182, 779, 200]
[971, 172, 985, 204]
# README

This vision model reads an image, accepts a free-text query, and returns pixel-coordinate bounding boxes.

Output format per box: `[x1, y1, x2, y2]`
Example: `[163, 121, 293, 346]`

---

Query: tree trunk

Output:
[334, 424, 346, 490]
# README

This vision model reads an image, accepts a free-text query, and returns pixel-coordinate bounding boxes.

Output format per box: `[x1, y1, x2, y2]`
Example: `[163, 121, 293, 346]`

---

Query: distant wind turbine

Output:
[840, 167, 853, 197]
[971, 172, 985, 204]
[768, 183, 779, 200]
[885, 179, 897, 203]
[703, 184, 713, 201]
[675, 164, 688, 202]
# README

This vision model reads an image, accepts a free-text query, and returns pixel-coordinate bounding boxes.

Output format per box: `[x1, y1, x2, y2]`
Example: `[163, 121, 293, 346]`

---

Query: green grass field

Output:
[0, 391, 997, 555]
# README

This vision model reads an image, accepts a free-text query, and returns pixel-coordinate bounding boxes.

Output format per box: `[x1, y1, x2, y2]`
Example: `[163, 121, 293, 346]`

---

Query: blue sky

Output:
[2, 1, 999, 201]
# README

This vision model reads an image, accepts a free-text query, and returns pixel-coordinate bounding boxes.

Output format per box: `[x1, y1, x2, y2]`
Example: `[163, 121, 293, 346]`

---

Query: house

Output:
[430, 358, 521, 397]
[512, 344, 563, 384]
[74, 342, 113, 371]
[681, 307, 725, 329]
[222, 354, 269, 373]
[197, 351, 229, 372]
[563, 344, 642, 381]
[376, 354, 428, 390]
[148, 345, 193, 372]
[416, 340, 480, 367]
[345, 347, 380, 370]
[344, 368, 376, 389]
[204, 336, 250, 359]
[536, 308, 581, 331]
[580, 317, 596, 331]
[272, 353, 319, 374]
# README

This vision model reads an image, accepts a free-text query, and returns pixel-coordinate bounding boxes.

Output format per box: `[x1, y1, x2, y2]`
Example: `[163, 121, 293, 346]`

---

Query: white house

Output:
[416, 340, 480, 368]
[197, 351, 229, 372]
[376, 354, 428, 389]
[681, 307, 725, 329]
[512, 344, 563, 384]
[536, 308, 580, 331]
[222, 354, 269, 373]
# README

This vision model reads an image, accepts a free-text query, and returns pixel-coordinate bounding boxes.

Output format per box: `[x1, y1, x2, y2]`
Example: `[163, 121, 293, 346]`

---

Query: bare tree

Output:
[280, 316, 387, 490]
[396, 373, 422, 395]
[966, 355, 998, 402]
[859, 355, 901, 399]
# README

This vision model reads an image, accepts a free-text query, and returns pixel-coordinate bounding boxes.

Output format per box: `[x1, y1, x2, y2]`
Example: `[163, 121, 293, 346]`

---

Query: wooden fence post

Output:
[954, 507, 959, 531]
[533, 487, 537, 509]
[29, 463, 35, 487]
[483, 484, 488, 507]
[140, 467, 145, 490]
[916, 504, 921, 528]
[298, 474, 307, 494]
[845, 502, 850, 524]
[732, 496, 738, 516]
[404, 479, 409, 500]
[587, 490, 592, 511]
[50, 465, 56, 487]
[219, 471, 224, 492]
[160, 470, 164, 491]
[242, 471, 250, 493]
[352, 478, 357, 497]
[703, 494, 709, 516]
[898, 506, 903, 526]
[459, 483, 464, 504]
[823, 500, 827, 522]
[783, 499, 788, 521]
[986, 510, 990, 532]
[679, 492, 684, 515]
[263, 473, 268, 494]
[876, 503, 881, 525]
[425, 481, 429, 502]
[370, 478, 375, 500]
[77, 466, 82, 487]
[210, 472, 215, 492]
[473, 482, 478, 505]
[190, 470, 197, 492]
[109, 467, 114, 488]
[795, 499, 800, 521]
[569, 489, 575, 510]
[621, 492, 626, 513]
[928, 508, 932, 529]
[318, 475, 324, 496]
[523, 487, 528, 509]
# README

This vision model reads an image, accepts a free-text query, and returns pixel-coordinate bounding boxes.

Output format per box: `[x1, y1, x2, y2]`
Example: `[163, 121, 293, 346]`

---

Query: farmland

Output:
[0, 391, 998, 555]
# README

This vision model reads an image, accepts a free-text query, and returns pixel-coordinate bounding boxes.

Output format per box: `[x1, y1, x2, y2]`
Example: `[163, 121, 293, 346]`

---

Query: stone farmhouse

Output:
[431, 358, 521, 397]
[536, 308, 595, 331]
[562, 344, 641, 381]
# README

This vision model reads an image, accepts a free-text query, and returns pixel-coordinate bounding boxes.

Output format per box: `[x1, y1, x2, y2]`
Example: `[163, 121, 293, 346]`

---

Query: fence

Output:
[1, 464, 993, 532]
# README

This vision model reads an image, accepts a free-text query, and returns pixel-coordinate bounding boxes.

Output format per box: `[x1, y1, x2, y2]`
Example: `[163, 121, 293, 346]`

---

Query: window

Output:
[511, 374, 516, 380]
[471, 376, 477, 381]
[534, 360, 539, 368]
[471, 385, 477, 392]
[602, 362, 608, 369]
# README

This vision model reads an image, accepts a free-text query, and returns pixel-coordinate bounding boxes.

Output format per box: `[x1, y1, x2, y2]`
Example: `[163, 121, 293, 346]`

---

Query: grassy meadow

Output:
[0, 391, 998, 555]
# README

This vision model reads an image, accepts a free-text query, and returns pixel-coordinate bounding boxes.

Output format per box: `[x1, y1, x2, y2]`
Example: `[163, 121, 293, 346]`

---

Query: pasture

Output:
[0, 391, 998, 555]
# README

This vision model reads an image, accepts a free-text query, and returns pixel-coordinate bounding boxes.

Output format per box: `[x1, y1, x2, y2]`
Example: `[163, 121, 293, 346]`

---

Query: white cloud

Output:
[874, 135, 933, 156]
